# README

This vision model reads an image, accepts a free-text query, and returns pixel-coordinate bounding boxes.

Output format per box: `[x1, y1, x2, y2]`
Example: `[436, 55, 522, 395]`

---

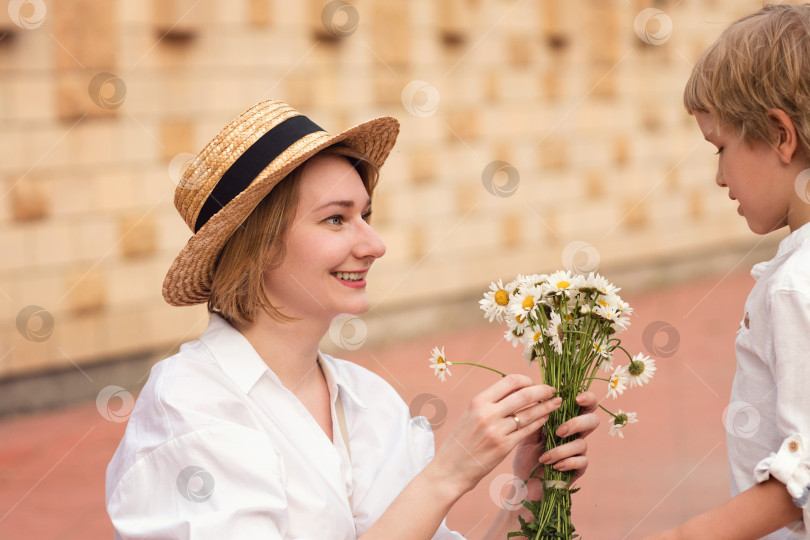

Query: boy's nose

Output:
[715, 168, 726, 187]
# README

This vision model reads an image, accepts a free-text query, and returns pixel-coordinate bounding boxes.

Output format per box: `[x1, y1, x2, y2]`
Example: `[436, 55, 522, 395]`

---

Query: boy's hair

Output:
[207, 144, 380, 326]
[684, 4, 810, 158]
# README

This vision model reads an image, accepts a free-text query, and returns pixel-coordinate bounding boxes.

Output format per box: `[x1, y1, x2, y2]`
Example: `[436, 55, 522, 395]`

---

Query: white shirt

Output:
[106, 313, 465, 540]
[729, 223, 810, 539]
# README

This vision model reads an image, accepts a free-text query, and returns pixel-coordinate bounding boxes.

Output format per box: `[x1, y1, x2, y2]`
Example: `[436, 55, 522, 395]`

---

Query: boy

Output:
[648, 5, 810, 539]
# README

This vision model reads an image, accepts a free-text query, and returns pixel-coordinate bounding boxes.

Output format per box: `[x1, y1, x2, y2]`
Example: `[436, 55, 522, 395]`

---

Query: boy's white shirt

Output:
[729, 222, 810, 539]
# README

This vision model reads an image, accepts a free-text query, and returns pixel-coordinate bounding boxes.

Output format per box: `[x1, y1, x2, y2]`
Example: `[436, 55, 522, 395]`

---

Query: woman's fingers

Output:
[555, 411, 599, 439]
[540, 437, 587, 465]
[554, 392, 599, 438]
[507, 397, 561, 436]
[475, 373, 541, 403]
[496, 383, 557, 417]
[575, 391, 598, 413]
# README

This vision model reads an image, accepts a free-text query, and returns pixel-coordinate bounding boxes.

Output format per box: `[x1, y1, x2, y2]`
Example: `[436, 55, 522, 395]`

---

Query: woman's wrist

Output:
[420, 457, 473, 507]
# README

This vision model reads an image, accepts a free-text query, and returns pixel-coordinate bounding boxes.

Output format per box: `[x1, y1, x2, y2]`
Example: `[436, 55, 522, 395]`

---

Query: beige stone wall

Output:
[0, 0, 785, 380]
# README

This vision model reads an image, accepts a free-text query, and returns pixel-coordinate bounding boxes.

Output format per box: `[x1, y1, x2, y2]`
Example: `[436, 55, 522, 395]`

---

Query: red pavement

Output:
[0, 270, 752, 539]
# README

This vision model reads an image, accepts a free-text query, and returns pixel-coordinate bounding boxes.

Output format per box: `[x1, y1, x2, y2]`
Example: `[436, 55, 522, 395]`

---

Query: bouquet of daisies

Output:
[430, 270, 656, 539]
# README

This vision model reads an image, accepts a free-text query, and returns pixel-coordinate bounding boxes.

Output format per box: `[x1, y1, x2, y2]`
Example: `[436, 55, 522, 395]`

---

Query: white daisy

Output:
[508, 284, 544, 330]
[626, 353, 656, 388]
[544, 311, 565, 355]
[480, 280, 511, 322]
[522, 328, 545, 348]
[609, 410, 638, 438]
[588, 273, 619, 296]
[522, 341, 539, 364]
[592, 337, 614, 371]
[547, 270, 576, 295]
[505, 327, 524, 348]
[606, 365, 627, 399]
[428, 346, 452, 382]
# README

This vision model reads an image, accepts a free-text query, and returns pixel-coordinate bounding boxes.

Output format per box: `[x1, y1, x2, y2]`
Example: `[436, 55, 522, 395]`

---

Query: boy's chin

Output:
[746, 219, 787, 235]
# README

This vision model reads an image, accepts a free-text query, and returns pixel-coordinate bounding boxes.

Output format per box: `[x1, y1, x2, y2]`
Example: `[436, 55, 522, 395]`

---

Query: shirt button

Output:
[789, 441, 800, 452]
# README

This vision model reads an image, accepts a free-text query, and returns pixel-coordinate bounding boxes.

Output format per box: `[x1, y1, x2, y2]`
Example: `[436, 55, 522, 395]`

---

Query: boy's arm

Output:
[646, 477, 802, 540]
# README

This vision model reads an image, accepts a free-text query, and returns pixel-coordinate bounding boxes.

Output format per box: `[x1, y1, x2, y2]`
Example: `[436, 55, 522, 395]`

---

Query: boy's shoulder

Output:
[767, 230, 810, 295]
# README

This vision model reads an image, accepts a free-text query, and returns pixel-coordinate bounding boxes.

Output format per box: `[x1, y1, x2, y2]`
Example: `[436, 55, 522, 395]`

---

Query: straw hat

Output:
[162, 100, 400, 306]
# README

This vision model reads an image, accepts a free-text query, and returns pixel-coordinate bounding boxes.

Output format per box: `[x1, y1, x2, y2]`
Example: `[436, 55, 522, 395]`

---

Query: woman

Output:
[106, 100, 598, 539]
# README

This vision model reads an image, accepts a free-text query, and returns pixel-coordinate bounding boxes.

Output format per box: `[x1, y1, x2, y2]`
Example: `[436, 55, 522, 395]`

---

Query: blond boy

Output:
[648, 5, 810, 539]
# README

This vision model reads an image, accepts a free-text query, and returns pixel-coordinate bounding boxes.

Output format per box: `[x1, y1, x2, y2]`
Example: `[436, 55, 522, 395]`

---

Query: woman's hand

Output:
[512, 391, 599, 488]
[431, 374, 562, 496]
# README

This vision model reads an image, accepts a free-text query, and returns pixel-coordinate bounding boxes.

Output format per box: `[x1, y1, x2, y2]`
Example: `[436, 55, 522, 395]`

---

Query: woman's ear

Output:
[767, 108, 800, 165]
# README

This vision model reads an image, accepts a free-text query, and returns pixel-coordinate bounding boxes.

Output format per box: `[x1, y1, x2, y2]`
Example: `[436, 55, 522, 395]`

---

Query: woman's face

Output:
[262, 153, 386, 321]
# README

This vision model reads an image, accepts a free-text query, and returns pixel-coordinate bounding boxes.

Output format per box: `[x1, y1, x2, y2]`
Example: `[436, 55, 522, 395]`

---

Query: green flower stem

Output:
[450, 362, 507, 378]
[614, 344, 634, 362]
[599, 403, 619, 419]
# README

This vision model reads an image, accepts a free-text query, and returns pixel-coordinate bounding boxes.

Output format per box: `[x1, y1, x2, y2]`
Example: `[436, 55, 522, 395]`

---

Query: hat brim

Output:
[162, 115, 399, 307]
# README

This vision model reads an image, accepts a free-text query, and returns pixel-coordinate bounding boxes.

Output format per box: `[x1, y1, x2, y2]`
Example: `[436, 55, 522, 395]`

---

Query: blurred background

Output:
[0, 0, 795, 538]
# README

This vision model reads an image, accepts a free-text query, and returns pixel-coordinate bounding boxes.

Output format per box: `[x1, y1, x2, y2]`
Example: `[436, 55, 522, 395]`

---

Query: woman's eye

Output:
[361, 210, 372, 222]
[325, 215, 344, 226]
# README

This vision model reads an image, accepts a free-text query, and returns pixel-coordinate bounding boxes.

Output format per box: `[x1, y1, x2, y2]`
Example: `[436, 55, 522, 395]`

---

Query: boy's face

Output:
[694, 111, 794, 234]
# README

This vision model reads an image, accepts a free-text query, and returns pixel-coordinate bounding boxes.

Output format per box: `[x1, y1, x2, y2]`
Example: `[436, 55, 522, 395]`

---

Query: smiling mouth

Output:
[332, 271, 366, 282]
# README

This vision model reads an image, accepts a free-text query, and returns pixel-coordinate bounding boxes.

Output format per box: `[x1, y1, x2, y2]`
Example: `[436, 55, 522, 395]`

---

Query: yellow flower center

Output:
[437, 356, 446, 365]
[557, 280, 570, 290]
[533, 332, 542, 343]
[598, 300, 608, 307]
[610, 375, 619, 389]
[522, 296, 534, 310]
[516, 314, 525, 324]
[494, 290, 509, 306]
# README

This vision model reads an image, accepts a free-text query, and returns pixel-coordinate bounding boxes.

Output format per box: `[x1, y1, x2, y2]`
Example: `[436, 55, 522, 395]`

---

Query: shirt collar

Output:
[775, 221, 810, 259]
[318, 352, 368, 409]
[199, 313, 269, 394]
[753, 223, 810, 280]
[199, 313, 367, 409]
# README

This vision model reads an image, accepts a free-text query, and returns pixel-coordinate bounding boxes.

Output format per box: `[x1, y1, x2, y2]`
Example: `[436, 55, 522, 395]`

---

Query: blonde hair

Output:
[684, 4, 810, 158]
[208, 144, 380, 326]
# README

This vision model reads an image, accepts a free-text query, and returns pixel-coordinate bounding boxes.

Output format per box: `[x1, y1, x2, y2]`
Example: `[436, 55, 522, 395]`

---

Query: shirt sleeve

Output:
[107, 425, 288, 540]
[752, 289, 810, 532]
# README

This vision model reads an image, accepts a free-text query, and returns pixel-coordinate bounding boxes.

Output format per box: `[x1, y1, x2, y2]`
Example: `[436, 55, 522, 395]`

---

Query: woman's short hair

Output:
[683, 4, 810, 158]
[208, 144, 380, 325]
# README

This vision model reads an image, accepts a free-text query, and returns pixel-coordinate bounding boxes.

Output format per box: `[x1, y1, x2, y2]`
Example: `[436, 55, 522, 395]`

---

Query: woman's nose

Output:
[356, 220, 386, 260]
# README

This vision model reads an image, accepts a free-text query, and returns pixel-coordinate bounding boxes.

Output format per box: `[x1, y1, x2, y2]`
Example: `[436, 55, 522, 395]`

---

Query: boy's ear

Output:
[766, 108, 800, 165]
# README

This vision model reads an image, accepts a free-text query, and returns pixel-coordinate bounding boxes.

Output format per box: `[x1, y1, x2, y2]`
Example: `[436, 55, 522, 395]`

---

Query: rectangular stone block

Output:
[64, 267, 107, 313]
